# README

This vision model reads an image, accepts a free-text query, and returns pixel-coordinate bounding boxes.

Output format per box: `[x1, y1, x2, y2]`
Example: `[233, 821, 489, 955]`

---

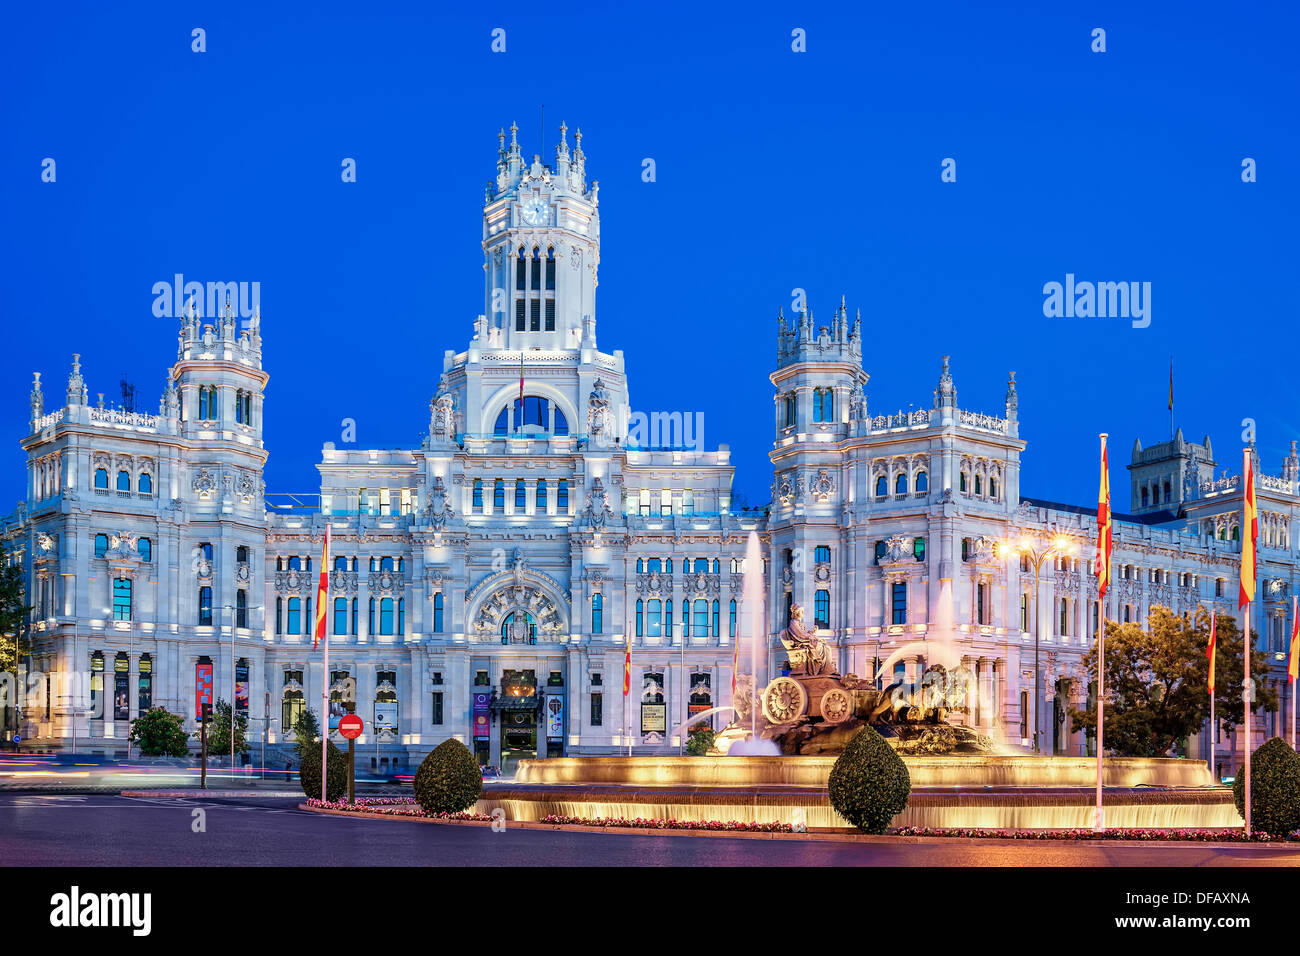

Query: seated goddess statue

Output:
[780, 604, 836, 677]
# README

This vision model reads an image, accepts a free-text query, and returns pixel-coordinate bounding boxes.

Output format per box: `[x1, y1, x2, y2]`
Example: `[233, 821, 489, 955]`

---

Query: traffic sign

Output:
[339, 713, 363, 739]
[11, 736, 19, 744]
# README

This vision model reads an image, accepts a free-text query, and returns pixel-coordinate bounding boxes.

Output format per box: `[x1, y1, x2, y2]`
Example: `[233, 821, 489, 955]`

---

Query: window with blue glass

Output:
[557, 480, 569, 510]
[591, 593, 603, 634]
[891, 582, 907, 625]
[199, 586, 213, 626]
[693, 599, 708, 637]
[433, 592, 444, 633]
[94, 533, 108, 558]
[537, 479, 547, 509]
[116, 470, 130, 492]
[493, 479, 505, 510]
[515, 479, 527, 509]
[138, 472, 152, 494]
[334, 597, 347, 635]
[94, 468, 108, 490]
[236, 589, 248, 628]
[287, 597, 300, 633]
[646, 599, 661, 637]
[814, 589, 830, 628]
[473, 479, 483, 511]
[113, 578, 132, 622]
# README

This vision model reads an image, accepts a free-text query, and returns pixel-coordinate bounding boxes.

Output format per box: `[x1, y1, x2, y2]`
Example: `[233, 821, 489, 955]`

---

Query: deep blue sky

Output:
[2, 1, 1296, 512]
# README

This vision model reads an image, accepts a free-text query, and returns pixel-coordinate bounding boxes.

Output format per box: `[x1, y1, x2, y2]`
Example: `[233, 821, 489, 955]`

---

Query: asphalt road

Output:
[1, 794, 1299, 866]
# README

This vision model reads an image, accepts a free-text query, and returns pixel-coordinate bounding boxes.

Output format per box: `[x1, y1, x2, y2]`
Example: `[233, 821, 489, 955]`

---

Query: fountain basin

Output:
[514, 755, 1221, 789]
[492, 756, 1239, 830]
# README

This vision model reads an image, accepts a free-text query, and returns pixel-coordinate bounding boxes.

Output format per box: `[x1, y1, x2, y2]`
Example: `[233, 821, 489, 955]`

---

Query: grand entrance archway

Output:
[494, 669, 541, 776]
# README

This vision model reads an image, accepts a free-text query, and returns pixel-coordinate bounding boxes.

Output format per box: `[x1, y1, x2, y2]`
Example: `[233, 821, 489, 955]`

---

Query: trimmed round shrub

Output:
[413, 738, 484, 815]
[1234, 736, 1300, 835]
[828, 725, 911, 833]
[299, 740, 349, 802]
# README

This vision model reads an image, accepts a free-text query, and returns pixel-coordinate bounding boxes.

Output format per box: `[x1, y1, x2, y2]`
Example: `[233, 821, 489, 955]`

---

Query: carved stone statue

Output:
[780, 604, 836, 677]
[587, 378, 611, 444]
[429, 383, 457, 442]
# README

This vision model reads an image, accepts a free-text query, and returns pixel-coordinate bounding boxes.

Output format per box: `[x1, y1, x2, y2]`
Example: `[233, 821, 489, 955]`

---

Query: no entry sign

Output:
[339, 713, 363, 739]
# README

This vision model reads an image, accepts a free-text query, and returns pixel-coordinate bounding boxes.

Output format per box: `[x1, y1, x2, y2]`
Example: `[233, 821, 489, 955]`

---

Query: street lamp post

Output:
[997, 533, 1077, 755]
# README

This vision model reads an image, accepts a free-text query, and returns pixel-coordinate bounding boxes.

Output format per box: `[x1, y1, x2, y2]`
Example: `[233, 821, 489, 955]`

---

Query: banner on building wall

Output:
[235, 660, 249, 717]
[195, 662, 213, 720]
[545, 696, 564, 738]
[472, 692, 491, 739]
[113, 656, 129, 722]
[641, 703, 666, 733]
[374, 702, 398, 738]
[687, 703, 712, 731]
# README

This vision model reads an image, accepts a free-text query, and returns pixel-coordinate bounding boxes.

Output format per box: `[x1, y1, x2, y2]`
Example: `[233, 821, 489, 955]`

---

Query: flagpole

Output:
[1243, 606, 1251, 836]
[1241, 448, 1253, 836]
[1095, 596, 1104, 831]
[317, 524, 331, 805]
[1092, 432, 1111, 833]
[1291, 595, 1298, 751]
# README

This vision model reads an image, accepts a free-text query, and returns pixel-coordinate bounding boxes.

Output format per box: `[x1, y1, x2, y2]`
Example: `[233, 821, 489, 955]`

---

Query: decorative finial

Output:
[510, 121, 518, 146]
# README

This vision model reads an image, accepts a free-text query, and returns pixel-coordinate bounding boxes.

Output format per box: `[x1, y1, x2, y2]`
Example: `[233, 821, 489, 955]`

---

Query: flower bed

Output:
[890, 826, 1297, 843]
[305, 797, 492, 821]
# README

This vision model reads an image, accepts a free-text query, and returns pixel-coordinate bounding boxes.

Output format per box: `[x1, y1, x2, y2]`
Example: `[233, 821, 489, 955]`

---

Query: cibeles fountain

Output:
[483, 532, 1237, 830]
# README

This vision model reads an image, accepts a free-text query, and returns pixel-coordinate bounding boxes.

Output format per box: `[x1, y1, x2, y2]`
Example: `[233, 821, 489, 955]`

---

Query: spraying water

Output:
[728, 531, 781, 755]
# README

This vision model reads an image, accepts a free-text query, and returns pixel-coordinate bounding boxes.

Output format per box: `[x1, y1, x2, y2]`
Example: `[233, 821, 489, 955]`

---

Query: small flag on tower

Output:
[1240, 452, 1258, 609]
[313, 524, 331, 650]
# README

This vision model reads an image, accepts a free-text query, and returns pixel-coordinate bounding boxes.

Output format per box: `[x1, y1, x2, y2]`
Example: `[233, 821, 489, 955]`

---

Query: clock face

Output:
[521, 199, 548, 226]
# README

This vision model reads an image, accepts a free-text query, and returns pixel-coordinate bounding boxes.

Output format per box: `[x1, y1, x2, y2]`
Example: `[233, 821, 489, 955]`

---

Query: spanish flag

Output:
[623, 631, 632, 696]
[1207, 611, 1217, 692]
[1239, 450, 1258, 609]
[313, 524, 331, 649]
[1289, 596, 1299, 683]
[1095, 434, 1112, 598]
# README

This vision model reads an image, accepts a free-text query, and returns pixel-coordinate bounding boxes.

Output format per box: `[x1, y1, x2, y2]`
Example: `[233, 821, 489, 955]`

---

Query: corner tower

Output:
[482, 122, 600, 351]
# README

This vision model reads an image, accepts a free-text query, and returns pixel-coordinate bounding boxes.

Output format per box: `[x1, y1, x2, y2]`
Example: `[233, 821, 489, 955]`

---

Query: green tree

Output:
[292, 708, 321, 760]
[0, 561, 32, 675]
[196, 698, 250, 757]
[1068, 605, 1277, 757]
[129, 708, 191, 757]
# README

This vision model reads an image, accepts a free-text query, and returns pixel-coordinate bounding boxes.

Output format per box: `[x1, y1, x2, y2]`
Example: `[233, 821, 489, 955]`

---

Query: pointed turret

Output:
[66, 354, 87, 407]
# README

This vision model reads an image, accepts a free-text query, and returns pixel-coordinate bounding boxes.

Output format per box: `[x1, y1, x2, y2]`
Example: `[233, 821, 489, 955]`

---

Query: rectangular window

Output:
[545, 255, 556, 290]
[198, 586, 213, 626]
[814, 589, 830, 629]
[544, 298, 555, 331]
[814, 545, 830, 564]
[530, 297, 540, 331]
[891, 582, 907, 625]
[1021, 594, 1029, 632]
[557, 480, 569, 511]
[493, 479, 505, 510]
[515, 298, 526, 331]
[431, 692, 444, 725]
[590, 693, 603, 726]
[113, 578, 132, 622]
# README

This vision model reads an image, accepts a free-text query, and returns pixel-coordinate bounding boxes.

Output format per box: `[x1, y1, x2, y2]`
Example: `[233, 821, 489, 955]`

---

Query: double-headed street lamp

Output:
[996, 533, 1077, 754]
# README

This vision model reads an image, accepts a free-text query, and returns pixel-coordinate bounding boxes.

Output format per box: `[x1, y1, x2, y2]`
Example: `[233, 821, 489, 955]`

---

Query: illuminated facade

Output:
[6, 126, 1296, 776]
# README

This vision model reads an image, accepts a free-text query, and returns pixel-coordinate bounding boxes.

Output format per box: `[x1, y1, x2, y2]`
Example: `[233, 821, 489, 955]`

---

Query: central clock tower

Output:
[482, 122, 601, 351]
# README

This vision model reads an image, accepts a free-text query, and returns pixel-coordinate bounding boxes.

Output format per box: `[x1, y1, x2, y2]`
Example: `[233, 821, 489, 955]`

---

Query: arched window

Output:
[646, 599, 662, 637]
[875, 475, 887, 497]
[989, 476, 999, 499]
[138, 537, 152, 562]
[433, 593, 444, 633]
[493, 479, 505, 510]
[236, 545, 248, 563]
[380, 556, 394, 572]
[199, 586, 213, 626]
[1163, 480, 1172, 502]
[813, 389, 823, 422]
[636, 558, 644, 574]
[515, 479, 527, 509]
[545, 246, 556, 292]
[334, 597, 348, 635]
[287, 597, 301, 634]
[960, 472, 969, 493]
[647, 558, 662, 574]
[493, 407, 509, 435]
[554, 407, 569, 436]
[712, 559, 720, 574]
[516, 245, 527, 291]
[895, 473, 907, 495]
[334, 555, 347, 571]
[537, 479, 547, 509]
[500, 611, 536, 644]
[116, 470, 131, 492]
[591, 593, 603, 634]
[1141, 487, 1149, 507]
[473, 479, 483, 511]
[729, 599, 737, 636]
[94, 468, 108, 490]
[693, 558, 708, 573]
[288, 556, 301, 571]
[974, 474, 983, 496]
[693, 600, 709, 637]
[783, 393, 797, 428]
[915, 471, 928, 493]
[138, 472, 152, 494]
[557, 480, 569, 510]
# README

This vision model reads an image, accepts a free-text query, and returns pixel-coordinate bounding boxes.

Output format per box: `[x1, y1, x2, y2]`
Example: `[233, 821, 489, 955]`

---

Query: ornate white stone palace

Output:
[5, 125, 1296, 776]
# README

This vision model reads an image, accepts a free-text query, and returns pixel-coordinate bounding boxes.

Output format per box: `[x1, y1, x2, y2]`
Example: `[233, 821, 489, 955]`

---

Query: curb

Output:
[295, 803, 1299, 848]
[122, 790, 304, 798]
